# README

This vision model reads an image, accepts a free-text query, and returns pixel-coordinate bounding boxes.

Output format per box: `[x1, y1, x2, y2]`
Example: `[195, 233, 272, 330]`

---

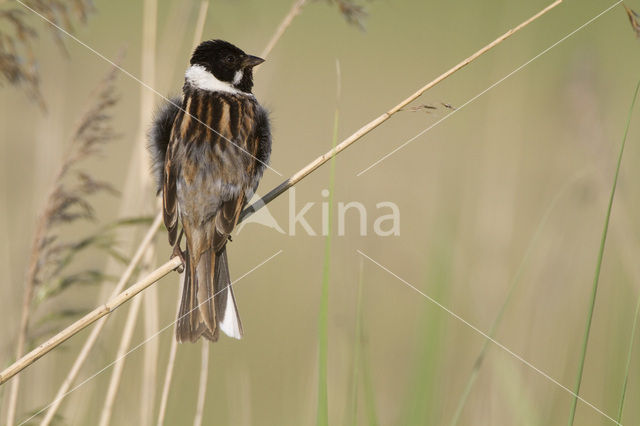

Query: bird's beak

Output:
[242, 55, 265, 68]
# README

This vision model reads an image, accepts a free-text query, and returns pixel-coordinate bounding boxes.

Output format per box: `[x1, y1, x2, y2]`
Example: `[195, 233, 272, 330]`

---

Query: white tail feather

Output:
[219, 294, 242, 339]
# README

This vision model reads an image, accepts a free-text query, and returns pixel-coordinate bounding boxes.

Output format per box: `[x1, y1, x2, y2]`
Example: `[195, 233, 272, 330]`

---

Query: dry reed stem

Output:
[43, 0, 161, 422]
[0, 0, 562, 388]
[192, 1, 209, 50]
[155, 293, 182, 426]
[98, 293, 145, 426]
[241, 0, 563, 220]
[260, 0, 307, 59]
[0, 256, 182, 386]
[137, 2, 160, 425]
[156, 6, 190, 90]
[193, 342, 210, 426]
[39, 213, 162, 425]
[99, 0, 157, 301]
[7, 131, 72, 425]
[42, 2, 207, 423]
[6, 62, 119, 424]
[141, 244, 160, 426]
[101, 247, 158, 426]
[6, 237, 39, 424]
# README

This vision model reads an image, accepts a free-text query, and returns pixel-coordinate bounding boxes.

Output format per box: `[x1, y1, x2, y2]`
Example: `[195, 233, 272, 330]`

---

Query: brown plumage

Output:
[150, 40, 271, 342]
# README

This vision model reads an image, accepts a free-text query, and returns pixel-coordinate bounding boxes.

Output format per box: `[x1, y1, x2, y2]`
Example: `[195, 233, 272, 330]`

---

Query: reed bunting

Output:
[148, 40, 271, 342]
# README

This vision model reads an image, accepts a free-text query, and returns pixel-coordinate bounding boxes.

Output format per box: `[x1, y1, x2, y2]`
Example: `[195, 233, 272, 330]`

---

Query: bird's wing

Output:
[163, 117, 180, 247]
[248, 104, 272, 194]
[213, 194, 245, 251]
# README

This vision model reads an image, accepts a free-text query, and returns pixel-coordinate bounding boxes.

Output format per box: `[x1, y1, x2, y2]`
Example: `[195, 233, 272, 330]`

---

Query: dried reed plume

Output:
[623, 3, 640, 37]
[6, 61, 120, 425]
[325, 0, 367, 29]
[0, 0, 93, 108]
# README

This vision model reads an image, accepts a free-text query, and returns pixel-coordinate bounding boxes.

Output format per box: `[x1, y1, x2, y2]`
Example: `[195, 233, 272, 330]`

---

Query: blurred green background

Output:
[1, 0, 640, 424]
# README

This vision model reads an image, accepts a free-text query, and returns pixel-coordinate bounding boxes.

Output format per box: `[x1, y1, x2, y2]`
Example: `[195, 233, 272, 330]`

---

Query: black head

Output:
[190, 40, 264, 93]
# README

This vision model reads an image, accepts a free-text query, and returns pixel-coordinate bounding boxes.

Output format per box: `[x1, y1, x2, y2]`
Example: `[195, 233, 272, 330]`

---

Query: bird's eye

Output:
[225, 55, 235, 64]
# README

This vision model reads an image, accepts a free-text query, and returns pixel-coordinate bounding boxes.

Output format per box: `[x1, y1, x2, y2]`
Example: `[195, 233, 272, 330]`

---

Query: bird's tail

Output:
[176, 246, 243, 342]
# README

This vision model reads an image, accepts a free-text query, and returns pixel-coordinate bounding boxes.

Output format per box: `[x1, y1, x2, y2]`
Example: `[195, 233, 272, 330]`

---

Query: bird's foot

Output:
[171, 244, 186, 273]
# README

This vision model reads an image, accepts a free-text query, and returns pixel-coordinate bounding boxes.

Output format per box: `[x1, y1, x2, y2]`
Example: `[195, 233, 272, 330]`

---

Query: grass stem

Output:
[451, 172, 586, 425]
[347, 258, 364, 426]
[567, 78, 640, 425]
[317, 70, 340, 426]
[616, 292, 640, 422]
[155, 291, 182, 426]
[193, 342, 210, 426]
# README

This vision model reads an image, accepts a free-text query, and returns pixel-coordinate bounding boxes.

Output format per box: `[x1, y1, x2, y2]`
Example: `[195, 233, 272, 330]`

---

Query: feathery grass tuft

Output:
[623, 3, 640, 37]
[325, 0, 367, 30]
[6, 62, 121, 426]
[0, 0, 93, 108]
[26, 64, 120, 308]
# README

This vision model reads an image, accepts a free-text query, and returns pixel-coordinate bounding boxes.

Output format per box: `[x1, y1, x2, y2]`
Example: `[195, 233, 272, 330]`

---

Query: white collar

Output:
[185, 64, 251, 96]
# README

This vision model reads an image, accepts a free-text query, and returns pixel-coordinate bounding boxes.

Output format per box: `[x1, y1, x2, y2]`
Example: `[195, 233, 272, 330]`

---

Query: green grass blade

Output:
[405, 236, 451, 426]
[347, 258, 365, 426]
[567, 78, 640, 425]
[450, 172, 584, 425]
[616, 293, 640, 422]
[361, 342, 379, 426]
[317, 106, 339, 426]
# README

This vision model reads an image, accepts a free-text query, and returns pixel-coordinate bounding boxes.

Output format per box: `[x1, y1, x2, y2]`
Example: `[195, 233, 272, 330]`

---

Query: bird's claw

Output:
[171, 244, 186, 273]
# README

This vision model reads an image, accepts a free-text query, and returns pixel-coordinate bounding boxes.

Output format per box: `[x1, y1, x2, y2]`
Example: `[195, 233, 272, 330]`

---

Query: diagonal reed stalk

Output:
[240, 0, 563, 222]
[98, 245, 158, 426]
[567, 79, 640, 425]
[261, 0, 307, 59]
[0, 0, 563, 387]
[39, 214, 162, 425]
[6, 227, 40, 425]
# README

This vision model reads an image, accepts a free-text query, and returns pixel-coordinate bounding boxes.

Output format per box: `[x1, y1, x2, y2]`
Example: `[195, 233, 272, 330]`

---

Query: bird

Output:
[148, 39, 272, 342]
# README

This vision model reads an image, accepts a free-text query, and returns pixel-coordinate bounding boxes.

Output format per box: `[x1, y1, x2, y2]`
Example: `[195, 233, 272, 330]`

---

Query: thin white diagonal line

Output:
[356, 249, 621, 425]
[357, 0, 623, 176]
[15, 0, 283, 177]
[17, 249, 283, 426]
